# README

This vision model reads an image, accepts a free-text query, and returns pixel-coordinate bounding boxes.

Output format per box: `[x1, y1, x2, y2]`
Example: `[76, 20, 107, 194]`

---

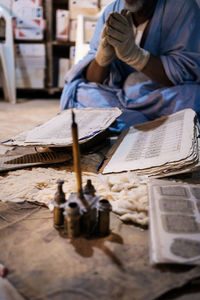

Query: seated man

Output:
[60, 0, 200, 131]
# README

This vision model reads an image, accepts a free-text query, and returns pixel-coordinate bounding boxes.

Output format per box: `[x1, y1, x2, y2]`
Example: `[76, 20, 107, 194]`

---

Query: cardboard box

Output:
[69, 0, 99, 10]
[69, 19, 77, 42]
[84, 19, 97, 43]
[0, 0, 12, 10]
[100, 0, 114, 10]
[56, 10, 70, 41]
[12, 0, 42, 8]
[58, 58, 70, 88]
[16, 68, 45, 88]
[14, 43, 45, 88]
[15, 28, 44, 40]
[12, 6, 43, 20]
[69, 46, 76, 68]
[69, 0, 99, 19]
[15, 17, 46, 29]
[15, 43, 45, 57]
[15, 57, 45, 69]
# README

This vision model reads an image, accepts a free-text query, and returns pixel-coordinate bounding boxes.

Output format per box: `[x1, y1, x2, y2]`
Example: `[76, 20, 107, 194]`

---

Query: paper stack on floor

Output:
[148, 179, 200, 265]
[2, 107, 121, 148]
[2, 108, 200, 177]
[0, 108, 121, 172]
[102, 109, 200, 178]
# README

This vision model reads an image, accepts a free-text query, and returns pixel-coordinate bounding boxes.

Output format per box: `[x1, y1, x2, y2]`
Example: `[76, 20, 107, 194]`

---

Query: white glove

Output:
[95, 25, 116, 67]
[105, 11, 150, 71]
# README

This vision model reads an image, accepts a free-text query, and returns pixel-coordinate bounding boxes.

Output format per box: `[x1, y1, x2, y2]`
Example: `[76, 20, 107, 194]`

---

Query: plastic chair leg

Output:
[0, 46, 16, 104]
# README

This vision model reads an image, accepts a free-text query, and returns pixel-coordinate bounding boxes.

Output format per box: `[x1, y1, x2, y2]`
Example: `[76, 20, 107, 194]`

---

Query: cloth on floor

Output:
[0, 278, 25, 300]
[0, 201, 200, 300]
[0, 167, 148, 225]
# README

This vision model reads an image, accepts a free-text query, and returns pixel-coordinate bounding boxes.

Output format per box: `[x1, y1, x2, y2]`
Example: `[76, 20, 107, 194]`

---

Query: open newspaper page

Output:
[102, 109, 198, 176]
[148, 179, 200, 265]
[2, 108, 121, 147]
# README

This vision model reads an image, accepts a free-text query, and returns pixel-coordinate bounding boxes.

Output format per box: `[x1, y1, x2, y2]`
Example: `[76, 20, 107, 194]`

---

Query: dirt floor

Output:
[1, 97, 200, 299]
[0, 98, 60, 141]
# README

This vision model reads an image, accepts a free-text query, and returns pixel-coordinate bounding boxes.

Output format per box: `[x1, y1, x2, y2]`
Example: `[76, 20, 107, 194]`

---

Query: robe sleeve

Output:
[160, 0, 200, 85]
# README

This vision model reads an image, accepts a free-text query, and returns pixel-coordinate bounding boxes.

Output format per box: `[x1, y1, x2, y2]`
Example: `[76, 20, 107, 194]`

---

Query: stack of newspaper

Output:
[102, 109, 200, 178]
[0, 107, 121, 172]
[2, 108, 200, 177]
[2, 107, 121, 147]
[148, 179, 200, 265]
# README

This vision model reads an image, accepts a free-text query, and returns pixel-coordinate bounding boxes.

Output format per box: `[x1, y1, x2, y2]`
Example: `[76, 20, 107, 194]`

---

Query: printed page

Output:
[148, 179, 200, 265]
[135, 128, 199, 178]
[3, 108, 121, 147]
[103, 109, 196, 174]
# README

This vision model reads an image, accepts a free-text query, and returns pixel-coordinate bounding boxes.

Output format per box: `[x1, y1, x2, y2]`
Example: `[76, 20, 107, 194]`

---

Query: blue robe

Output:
[60, 0, 200, 131]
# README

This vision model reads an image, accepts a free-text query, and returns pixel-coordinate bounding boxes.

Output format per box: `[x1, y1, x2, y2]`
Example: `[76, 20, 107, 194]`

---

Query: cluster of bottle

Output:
[52, 179, 112, 238]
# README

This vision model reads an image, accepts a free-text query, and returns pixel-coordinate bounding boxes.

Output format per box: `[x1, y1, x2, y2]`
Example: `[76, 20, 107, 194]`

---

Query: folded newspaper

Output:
[0, 107, 121, 172]
[148, 178, 200, 265]
[102, 109, 200, 178]
[2, 107, 122, 147]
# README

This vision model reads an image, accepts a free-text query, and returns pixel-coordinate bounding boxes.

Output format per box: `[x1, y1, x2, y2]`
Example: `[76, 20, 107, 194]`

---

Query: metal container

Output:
[65, 202, 81, 238]
[53, 179, 66, 229]
[97, 199, 112, 236]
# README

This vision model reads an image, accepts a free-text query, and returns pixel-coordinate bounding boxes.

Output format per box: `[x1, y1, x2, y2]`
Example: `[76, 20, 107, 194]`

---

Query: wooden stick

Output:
[71, 109, 89, 210]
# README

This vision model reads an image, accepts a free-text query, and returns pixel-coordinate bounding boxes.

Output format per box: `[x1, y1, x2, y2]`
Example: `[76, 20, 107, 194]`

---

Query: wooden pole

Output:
[71, 110, 89, 210]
